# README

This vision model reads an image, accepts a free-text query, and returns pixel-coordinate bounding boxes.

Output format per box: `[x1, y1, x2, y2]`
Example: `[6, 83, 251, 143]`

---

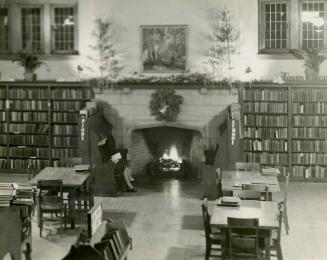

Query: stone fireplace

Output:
[84, 85, 239, 176]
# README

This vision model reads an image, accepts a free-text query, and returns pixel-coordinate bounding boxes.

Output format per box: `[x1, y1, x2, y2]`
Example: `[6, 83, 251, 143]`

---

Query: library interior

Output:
[1, 0, 327, 259]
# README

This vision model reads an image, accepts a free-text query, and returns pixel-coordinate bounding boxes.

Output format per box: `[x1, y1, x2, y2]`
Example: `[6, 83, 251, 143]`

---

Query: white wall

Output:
[1, 0, 326, 81]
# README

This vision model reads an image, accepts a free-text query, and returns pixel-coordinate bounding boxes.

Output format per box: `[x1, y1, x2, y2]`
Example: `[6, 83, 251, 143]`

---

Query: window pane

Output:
[21, 7, 42, 51]
[263, 3, 288, 49]
[302, 1, 325, 49]
[0, 8, 9, 53]
[52, 7, 75, 52]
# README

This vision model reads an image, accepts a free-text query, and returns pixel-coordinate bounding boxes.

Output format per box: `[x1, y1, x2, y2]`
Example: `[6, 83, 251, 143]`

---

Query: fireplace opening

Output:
[130, 126, 203, 179]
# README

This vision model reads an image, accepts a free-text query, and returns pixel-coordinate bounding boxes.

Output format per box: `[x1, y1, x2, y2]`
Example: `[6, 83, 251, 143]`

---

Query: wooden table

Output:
[28, 167, 91, 229]
[210, 199, 279, 260]
[221, 170, 280, 200]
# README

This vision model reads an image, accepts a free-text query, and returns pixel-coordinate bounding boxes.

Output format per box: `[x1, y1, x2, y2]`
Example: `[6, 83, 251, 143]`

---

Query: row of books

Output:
[52, 136, 79, 147]
[0, 88, 5, 98]
[292, 140, 327, 153]
[243, 102, 287, 113]
[9, 159, 50, 170]
[0, 159, 7, 168]
[292, 103, 327, 114]
[8, 123, 49, 133]
[0, 111, 5, 121]
[243, 139, 287, 152]
[0, 100, 5, 109]
[52, 148, 78, 158]
[52, 101, 86, 111]
[10, 100, 48, 110]
[292, 166, 327, 178]
[243, 127, 288, 139]
[0, 183, 34, 207]
[52, 89, 92, 99]
[292, 153, 327, 165]
[10, 135, 48, 146]
[9, 88, 48, 99]
[52, 112, 79, 122]
[291, 127, 327, 139]
[291, 88, 327, 102]
[9, 147, 50, 157]
[292, 115, 327, 127]
[243, 89, 288, 102]
[0, 136, 7, 145]
[244, 115, 288, 127]
[53, 125, 78, 135]
[10, 112, 48, 122]
[244, 152, 288, 165]
[0, 146, 6, 157]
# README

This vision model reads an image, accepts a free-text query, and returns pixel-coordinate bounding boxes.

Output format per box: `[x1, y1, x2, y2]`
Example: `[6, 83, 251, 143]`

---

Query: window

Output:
[259, 0, 327, 53]
[0, 8, 9, 53]
[259, 1, 289, 53]
[0, 1, 78, 57]
[52, 6, 76, 53]
[21, 7, 42, 52]
[301, 1, 325, 49]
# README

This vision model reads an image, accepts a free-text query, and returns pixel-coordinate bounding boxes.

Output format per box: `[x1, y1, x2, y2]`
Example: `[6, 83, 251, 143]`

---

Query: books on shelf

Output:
[0, 183, 14, 207]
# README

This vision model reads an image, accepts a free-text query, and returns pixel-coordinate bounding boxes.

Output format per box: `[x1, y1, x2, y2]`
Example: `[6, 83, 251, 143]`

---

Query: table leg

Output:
[68, 189, 76, 229]
[264, 230, 271, 260]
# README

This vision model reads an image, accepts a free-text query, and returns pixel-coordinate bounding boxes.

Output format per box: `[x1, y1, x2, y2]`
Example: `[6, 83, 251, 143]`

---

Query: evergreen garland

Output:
[150, 88, 184, 122]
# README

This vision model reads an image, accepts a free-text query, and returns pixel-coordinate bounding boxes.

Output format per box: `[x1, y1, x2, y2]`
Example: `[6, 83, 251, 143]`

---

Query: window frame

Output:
[258, 0, 291, 54]
[0, 7, 11, 54]
[299, 0, 327, 50]
[50, 4, 78, 55]
[19, 4, 44, 53]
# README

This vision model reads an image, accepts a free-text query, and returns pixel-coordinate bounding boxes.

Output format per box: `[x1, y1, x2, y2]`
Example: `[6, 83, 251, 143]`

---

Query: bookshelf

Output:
[241, 82, 327, 181]
[0, 82, 93, 172]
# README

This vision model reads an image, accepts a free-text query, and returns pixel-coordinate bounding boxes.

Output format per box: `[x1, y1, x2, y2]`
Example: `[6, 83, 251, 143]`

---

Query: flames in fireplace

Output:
[152, 145, 184, 174]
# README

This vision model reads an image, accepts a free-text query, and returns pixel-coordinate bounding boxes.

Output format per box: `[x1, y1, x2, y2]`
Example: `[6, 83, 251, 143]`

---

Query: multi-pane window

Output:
[21, 7, 42, 51]
[52, 7, 76, 53]
[262, 2, 288, 51]
[302, 1, 325, 49]
[0, 8, 9, 53]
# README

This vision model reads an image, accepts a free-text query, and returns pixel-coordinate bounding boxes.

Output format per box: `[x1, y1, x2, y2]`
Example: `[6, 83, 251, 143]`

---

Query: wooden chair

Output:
[37, 179, 67, 237]
[76, 174, 95, 213]
[242, 184, 269, 201]
[227, 217, 261, 260]
[281, 174, 290, 234]
[265, 202, 283, 260]
[235, 162, 261, 172]
[201, 202, 225, 260]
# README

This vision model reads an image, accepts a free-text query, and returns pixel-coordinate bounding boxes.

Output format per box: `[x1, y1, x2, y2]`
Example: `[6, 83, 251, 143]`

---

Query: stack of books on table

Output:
[0, 183, 14, 207]
[12, 183, 34, 206]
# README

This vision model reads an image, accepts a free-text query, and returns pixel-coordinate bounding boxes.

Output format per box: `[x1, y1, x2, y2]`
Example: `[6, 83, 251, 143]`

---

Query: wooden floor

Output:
[30, 176, 327, 260]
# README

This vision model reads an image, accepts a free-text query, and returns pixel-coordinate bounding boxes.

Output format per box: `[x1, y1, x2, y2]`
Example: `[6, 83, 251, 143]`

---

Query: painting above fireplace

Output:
[141, 25, 187, 73]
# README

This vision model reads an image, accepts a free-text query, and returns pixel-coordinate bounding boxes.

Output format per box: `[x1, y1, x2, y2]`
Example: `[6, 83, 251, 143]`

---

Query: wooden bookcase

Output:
[241, 82, 327, 182]
[0, 82, 93, 172]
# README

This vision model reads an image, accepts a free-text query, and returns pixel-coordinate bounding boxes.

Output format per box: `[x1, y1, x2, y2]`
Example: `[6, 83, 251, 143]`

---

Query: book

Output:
[74, 164, 90, 172]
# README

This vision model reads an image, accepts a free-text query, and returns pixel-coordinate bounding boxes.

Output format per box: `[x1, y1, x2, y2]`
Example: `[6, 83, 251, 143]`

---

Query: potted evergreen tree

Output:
[12, 51, 45, 81]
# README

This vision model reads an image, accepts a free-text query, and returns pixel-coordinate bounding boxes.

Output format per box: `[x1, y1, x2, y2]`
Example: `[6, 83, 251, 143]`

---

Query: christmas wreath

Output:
[150, 88, 184, 122]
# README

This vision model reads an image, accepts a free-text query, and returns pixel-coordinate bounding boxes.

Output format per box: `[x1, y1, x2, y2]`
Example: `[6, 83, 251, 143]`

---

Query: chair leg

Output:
[283, 207, 290, 234]
[39, 213, 43, 237]
[205, 245, 210, 260]
[277, 244, 283, 260]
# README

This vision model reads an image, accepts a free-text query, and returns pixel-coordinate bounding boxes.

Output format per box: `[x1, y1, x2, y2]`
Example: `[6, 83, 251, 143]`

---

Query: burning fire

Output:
[162, 145, 182, 163]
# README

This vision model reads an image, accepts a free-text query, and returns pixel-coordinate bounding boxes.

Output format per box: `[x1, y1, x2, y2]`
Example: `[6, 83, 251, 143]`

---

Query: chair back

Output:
[242, 183, 269, 200]
[37, 179, 63, 210]
[235, 162, 260, 172]
[233, 190, 262, 200]
[201, 204, 212, 241]
[94, 240, 113, 260]
[227, 217, 260, 259]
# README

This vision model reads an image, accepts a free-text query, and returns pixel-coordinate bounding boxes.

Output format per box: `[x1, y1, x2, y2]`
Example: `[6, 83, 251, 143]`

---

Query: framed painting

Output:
[141, 25, 187, 73]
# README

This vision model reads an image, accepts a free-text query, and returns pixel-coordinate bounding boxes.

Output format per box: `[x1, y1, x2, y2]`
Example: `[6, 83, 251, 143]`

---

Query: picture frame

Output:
[141, 25, 187, 73]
